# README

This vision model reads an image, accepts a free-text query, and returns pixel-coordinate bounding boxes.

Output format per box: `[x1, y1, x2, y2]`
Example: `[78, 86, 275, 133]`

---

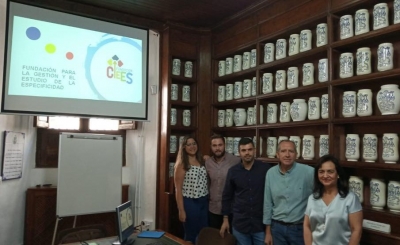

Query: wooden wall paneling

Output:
[212, 14, 258, 45]
[256, 0, 311, 24]
[258, 0, 328, 38]
[213, 27, 259, 58]
[24, 186, 128, 245]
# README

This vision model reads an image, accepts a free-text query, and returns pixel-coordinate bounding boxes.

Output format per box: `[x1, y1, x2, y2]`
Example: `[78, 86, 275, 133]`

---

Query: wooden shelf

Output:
[212, 97, 257, 107]
[170, 101, 198, 108]
[171, 75, 197, 84]
[257, 119, 329, 129]
[257, 82, 329, 100]
[331, 68, 400, 87]
[342, 161, 400, 171]
[212, 67, 257, 83]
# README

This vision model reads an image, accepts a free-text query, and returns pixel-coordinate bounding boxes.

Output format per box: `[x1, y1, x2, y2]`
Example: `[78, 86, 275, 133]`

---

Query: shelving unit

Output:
[210, 0, 400, 244]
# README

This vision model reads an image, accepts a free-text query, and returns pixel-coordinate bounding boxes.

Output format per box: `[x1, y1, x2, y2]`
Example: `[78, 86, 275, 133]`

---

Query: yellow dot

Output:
[45, 44, 56, 54]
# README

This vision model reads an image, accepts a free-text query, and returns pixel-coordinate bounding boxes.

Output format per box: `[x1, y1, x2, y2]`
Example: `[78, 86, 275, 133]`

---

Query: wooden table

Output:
[63, 231, 191, 245]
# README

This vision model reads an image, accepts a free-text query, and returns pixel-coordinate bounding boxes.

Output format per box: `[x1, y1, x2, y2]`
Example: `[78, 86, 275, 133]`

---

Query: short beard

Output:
[214, 150, 226, 159]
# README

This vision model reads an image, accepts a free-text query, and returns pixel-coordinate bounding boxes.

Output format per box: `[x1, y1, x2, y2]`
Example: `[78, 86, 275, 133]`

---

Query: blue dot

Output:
[26, 27, 41, 40]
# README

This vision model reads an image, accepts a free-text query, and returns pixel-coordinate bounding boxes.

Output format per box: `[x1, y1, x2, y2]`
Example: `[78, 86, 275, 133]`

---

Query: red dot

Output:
[66, 52, 74, 60]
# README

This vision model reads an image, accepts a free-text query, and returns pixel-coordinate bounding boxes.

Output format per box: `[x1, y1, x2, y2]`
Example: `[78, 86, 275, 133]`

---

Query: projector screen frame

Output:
[2, 0, 150, 120]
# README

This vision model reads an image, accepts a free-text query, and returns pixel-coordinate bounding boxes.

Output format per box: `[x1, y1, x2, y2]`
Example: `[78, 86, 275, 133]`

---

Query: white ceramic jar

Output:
[308, 97, 320, 120]
[182, 85, 190, 102]
[276, 39, 287, 60]
[363, 134, 378, 162]
[340, 52, 354, 78]
[218, 85, 225, 102]
[170, 108, 177, 126]
[373, 3, 389, 30]
[357, 89, 373, 116]
[171, 84, 179, 101]
[316, 23, 328, 47]
[346, 134, 360, 161]
[321, 94, 329, 119]
[382, 133, 399, 164]
[267, 137, 277, 158]
[250, 49, 257, 68]
[388, 181, 400, 212]
[170, 135, 177, 153]
[218, 60, 226, 77]
[242, 79, 252, 98]
[225, 57, 233, 75]
[290, 99, 308, 121]
[318, 58, 328, 82]
[377, 84, 400, 115]
[217, 110, 225, 127]
[279, 102, 291, 123]
[289, 136, 301, 158]
[288, 34, 300, 56]
[302, 135, 315, 160]
[182, 110, 191, 126]
[225, 109, 234, 127]
[319, 135, 329, 157]
[184, 61, 193, 78]
[225, 84, 234, 101]
[262, 73, 273, 94]
[275, 70, 286, 91]
[172, 58, 181, 75]
[377, 43, 394, 71]
[246, 107, 255, 126]
[226, 137, 234, 154]
[355, 9, 370, 35]
[302, 63, 314, 86]
[264, 43, 275, 63]
[340, 15, 354, 39]
[251, 77, 257, 96]
[300, 29, 312, 52]
[267, 103, 278, 123]
[370, 178, 386, 209]
[234, 81, 243, 99]
[395, 0, 400, 24]
[349, 176, 364, 203]
[342, 91, 357, 117]
[287, 67, 299, 89]
[233, 137, 241, 156]
[234, 108, 247, 126]
[278, 136, 289, 144]
[356, 47, 371, 75]
[233, 55, 242, 73]
[242, 52, 250, 70]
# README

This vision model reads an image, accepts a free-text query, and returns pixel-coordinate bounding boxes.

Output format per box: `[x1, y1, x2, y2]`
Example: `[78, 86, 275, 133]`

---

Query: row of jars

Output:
[350, 176, 400, 212]
[172, 59, 194, 77]
[345, 133, 400, 163]
[340, 2, 400, 40]
[218, 49, 257, 77]
[218, 107, 258, 127]
[266, 135, 328, 160]
[171, 84, 191, 102]
[339, 43, 393, 79]
[170, 109, 191, 127]
[342, 84, 400, 117]
[264, 24, 327, 64]
[217, 78, 257, 101]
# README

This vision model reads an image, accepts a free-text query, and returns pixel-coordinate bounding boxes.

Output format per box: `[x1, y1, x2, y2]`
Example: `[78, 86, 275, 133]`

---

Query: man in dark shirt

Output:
[220, 137, 272, 245]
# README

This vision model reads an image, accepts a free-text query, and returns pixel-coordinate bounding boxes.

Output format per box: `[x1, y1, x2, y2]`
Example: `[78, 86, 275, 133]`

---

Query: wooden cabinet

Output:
[210, 0, 400, 244]
[24, 186, 129, 245]
[157, 26, 212, 238]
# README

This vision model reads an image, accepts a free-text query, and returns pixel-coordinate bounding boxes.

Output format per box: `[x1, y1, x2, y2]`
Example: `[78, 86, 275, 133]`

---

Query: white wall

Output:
[0, 1, 160, 243]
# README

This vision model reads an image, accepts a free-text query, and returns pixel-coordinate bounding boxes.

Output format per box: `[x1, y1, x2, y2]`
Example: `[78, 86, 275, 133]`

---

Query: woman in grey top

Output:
[304, 155, 363, 245]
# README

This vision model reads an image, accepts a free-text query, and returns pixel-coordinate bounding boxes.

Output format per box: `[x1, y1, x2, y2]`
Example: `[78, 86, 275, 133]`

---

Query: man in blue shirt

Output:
[263, 140, 314, 245]
[220, 137, 272, 245]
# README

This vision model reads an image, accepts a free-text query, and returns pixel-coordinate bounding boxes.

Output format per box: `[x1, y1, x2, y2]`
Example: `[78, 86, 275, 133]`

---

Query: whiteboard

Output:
[57, 133, 122, 217]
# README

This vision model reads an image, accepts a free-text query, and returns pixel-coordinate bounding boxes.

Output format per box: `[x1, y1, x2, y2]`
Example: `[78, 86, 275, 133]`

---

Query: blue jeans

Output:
[182, 196, 208, 243]
[232, 227, 265, 245]
[271, 220, 304, 245]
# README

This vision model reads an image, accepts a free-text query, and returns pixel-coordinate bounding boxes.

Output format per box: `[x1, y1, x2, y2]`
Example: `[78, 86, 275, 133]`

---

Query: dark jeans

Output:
[182, 196, 208, 243]
[271, 220, 304, 245]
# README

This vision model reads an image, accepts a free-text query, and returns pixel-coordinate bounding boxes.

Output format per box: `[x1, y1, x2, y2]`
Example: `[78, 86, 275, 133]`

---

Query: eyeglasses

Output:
[185, 142, 197, 147]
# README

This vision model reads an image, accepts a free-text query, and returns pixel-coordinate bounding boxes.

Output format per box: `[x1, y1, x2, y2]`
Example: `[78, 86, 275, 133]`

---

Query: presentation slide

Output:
[8, 16, 143, 103]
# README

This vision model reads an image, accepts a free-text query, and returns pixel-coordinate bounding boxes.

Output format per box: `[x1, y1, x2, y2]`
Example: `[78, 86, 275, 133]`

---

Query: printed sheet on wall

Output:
[1, 131, 25, 180]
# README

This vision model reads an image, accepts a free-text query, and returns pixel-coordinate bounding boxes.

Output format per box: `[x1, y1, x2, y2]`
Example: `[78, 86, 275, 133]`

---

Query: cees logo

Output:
[106, 55, 133, 84]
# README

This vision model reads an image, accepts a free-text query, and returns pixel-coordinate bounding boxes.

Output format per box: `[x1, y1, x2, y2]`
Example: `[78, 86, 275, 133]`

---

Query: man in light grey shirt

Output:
[205, 134, 240, 229]
[263, 140, 314, 245]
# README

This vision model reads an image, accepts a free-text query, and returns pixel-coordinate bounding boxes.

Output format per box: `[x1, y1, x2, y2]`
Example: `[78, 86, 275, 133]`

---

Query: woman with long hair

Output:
[304, 154, 363, 245]
[174, 136, 208, 243]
